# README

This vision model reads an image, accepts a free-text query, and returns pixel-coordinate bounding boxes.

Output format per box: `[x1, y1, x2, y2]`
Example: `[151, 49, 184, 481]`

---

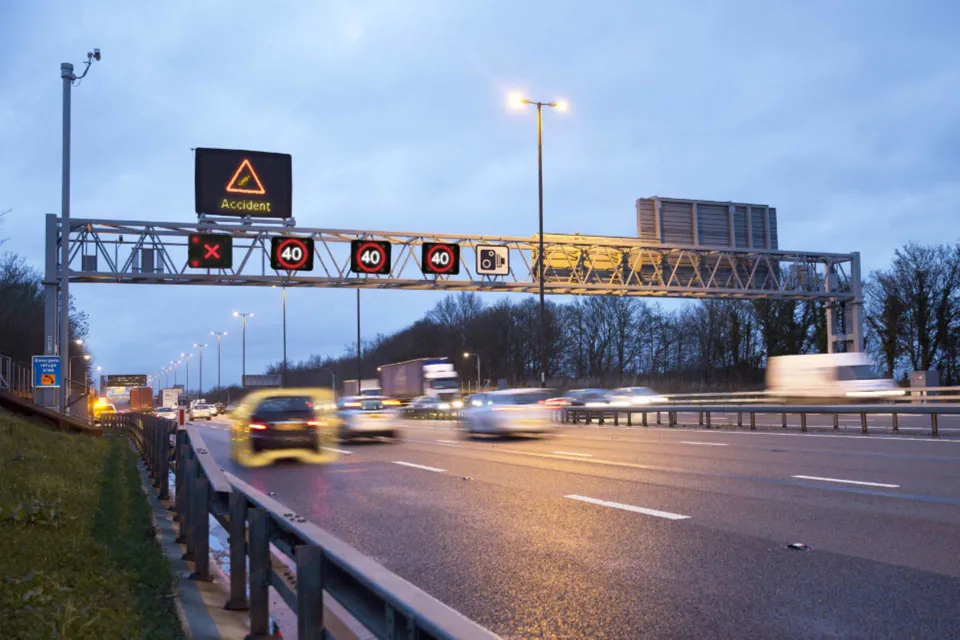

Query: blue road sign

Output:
[33, 355, 61, 388]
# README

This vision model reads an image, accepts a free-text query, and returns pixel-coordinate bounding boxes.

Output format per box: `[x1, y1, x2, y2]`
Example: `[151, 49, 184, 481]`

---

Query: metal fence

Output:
[0, 355, 33, 400]
[105, 414, 499, 640]
[561, 402, 960, 436]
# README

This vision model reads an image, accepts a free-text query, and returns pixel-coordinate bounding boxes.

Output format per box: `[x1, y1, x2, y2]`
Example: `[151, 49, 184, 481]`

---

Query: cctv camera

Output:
[92, 48, 101, 61]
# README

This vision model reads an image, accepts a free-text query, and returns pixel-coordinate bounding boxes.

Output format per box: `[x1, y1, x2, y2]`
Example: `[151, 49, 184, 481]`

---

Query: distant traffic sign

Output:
[476, 245, 509, 276]
[421, 243, 460, 275]
[350, 240, 391, 275]
[106, 374, 148, 388]
[33, 355, 61, 388]
[188, 234, 233, 269]
[195, 148, 292, 219]
[270, 236, 314, 271]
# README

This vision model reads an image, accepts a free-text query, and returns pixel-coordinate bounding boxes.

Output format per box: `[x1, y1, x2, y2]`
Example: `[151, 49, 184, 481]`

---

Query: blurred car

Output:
[606, 387, 668, 406]
[403, 395, 459, 419]
[189, 403, 216, 421]
[93, 401, 117, 425]
[229, 388, 337, 467]
[462, 388, 554, 437]
[155, 407, 178, 421]
[215, 402, 226, 415]
[559, 388, 611, 407]
[336, 396, 402, 441]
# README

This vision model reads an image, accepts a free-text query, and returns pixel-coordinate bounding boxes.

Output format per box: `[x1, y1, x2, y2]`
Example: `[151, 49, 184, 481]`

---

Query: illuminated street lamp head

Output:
[554, 99, 569, 112]
[463, 352, 471, 358]
[74, 339, 84, 345]
[507, 91, 527, 109]
[83, 355, 91, 360]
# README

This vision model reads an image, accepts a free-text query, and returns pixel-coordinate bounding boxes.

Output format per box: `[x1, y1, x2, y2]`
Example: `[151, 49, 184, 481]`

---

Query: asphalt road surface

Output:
[192, 418, 960, 639]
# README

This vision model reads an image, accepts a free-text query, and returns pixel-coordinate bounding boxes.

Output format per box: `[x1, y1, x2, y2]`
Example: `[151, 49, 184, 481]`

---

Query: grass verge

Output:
[0, 407, 183, 639]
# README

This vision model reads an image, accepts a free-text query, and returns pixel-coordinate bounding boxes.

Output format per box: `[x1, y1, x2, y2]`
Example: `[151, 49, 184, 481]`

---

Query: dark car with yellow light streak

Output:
[229, 388, 338, 467]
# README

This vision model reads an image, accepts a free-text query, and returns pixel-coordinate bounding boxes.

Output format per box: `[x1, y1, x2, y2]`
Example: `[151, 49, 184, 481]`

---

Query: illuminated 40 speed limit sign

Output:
[350, 240, 392, 275]
[270, 237, 314, 271]
[421, 242, 460, 275]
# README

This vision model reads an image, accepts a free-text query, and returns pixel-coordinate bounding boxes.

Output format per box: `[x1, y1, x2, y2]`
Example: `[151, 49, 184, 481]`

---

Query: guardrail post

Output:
[225, 490, 250, 611]
[159, 423, 170, 502]
[698, 411, 703, 426]
[296, 545, 325, 639]
[613, 411, 619, 426]
[781, 412, 787, 429]
[892, 412, 899, 433]
[641, 412, 648, 427]
[656, 411, 661, 425]
[248, 508, 272, 638]
[598, 411, 604, 425]
[179, 455, 195, 549]
[189, 475, 211, 582]
[833, 414, 839, 431]
[931, 413, 939, 437]
[737, 411, 742, 428]
[174, 430, 186, 522]
[750, 413, 756, 430]
[800, 413, 807, 432]
[861, 412, 868, 434]
[154, 421, 163, 490]
[705, 411, 712, 429]
[668, 411, 676, 427]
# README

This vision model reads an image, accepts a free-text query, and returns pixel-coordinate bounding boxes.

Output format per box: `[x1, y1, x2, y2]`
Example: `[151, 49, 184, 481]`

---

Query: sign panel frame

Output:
[350, 240, 392, 275]
[195, 147, 293, 219]
[188, 233, 233, 269]
[270, 236, 315, 271]
[33, 355, 61, 388]
[106, 374, 148, 388]
[421, 242, 460, 275]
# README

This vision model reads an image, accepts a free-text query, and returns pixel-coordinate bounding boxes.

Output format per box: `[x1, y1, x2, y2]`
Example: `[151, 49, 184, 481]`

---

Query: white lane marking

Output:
[322, 447, 353, 455]
[392, 461, 446, 473]
[552, 451, 594, 457]
[566, 494, 690, 520]
[437, 439, 460, 444]
[680, 441, 729, 447]
[791, 475, 900, 488]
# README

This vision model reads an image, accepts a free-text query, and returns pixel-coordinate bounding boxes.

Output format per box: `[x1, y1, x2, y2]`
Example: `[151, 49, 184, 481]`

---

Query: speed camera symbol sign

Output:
[270, 237, 314, 271]
[476, 245, 509, 276]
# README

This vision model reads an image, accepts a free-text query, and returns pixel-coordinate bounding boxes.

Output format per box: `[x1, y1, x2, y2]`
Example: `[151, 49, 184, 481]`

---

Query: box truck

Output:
[765, 353, 905, 402]
[161, 387, 182, 409]
[379, 358, 461, 405]
[342, 379, 382, 397]
[130, 386, 154, 412]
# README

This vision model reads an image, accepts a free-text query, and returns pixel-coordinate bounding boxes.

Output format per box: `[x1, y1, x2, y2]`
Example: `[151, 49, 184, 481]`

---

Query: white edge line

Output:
[437, 439, 460, 444]
[322, 447, 353, 455]
[393, 460, 446, 473]
[565, 494, 690, 520]
[552, 451, 594, 457]
[680, 441, 729, 446]
[791, 475, 900, 488]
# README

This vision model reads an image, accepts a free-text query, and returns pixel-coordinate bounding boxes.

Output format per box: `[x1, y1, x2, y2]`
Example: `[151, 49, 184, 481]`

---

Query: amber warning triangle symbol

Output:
[225, 158, 267, 195]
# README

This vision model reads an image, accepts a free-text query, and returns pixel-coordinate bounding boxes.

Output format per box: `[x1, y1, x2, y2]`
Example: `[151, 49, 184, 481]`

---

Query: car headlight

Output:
[438, 403, 450, 410]
[452, 400, 464, 409]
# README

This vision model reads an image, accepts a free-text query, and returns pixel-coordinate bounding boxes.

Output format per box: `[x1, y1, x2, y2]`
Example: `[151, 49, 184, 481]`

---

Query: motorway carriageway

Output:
[193, 417, 960, 639]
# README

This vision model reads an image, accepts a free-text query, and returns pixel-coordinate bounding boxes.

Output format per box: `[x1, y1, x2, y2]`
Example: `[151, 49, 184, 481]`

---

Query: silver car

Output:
[463, 389, 554, 437]
[335, 395, 402, 441]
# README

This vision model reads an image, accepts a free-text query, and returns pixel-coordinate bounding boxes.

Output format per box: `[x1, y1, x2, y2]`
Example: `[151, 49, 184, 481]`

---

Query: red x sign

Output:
[204, 243, 221, 259]
[188, 233, 233, 268]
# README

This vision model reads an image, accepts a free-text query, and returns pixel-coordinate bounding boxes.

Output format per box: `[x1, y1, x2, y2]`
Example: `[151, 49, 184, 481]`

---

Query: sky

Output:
[1, 0, 958, 388]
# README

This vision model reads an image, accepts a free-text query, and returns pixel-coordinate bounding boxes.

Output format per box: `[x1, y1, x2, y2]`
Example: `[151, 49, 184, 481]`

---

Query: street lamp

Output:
[171, 360, 180, 387]
[180, 353, 193, 401]
[233, 312, 253, 387]
[463, 352, 481, 393]
[508, 91, 567, 388]
[193, 344, 207, 399]
[211, 331, 227, 399]
[59, 48, 100, 413]
[317, 367, 337, 401]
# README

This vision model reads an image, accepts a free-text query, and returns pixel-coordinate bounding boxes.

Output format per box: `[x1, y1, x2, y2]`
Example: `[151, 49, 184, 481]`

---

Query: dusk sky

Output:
[1, 0, 958, 388]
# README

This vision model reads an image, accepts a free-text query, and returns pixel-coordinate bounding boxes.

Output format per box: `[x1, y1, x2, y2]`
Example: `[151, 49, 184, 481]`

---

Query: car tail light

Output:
[306, 420, 322, 428]
[249, 421, 267, 430]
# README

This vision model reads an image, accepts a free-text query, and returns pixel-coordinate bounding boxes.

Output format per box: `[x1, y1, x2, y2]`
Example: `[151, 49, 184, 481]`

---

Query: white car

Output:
[189, 403, 216, 421]
[606, 387, 668, 406]
[336, 396, 401, 441]
[156, 407, 178, 421]
[463, 389, 554, 437]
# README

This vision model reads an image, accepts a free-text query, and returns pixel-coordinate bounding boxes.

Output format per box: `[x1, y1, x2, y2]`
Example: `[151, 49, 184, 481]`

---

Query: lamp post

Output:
[181, 353, 193, 401]
[193, 344, 207, 399]
[508, 91, 567, 388]
[233, 312, 253, 387]
[58, 49, 100, 413]
[318, 367, 337, 401]
[463, 352, 481, 393]
[273, 286, 288, 387]
[211, 331, 227, 399]
[69, 354, 90, 387]
[171, 360, 181, 388]
[356, 290, 361, 384]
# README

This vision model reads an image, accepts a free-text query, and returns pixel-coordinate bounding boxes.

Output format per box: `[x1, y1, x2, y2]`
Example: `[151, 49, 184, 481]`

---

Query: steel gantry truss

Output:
[44, 214, 864, 351]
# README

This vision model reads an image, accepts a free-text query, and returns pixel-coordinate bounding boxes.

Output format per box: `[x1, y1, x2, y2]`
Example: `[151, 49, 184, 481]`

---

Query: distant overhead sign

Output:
[106, 374, 148, 387]
[243, 374, 281, 388]
[188, 233, 233, 269]
[270, 236, 314, 271]
[33, 355, 61, 388]
[421, 242, 460, 275]
[195, 148, 292, 219]
[476, 245, 509, 276]
[350, 240, 391, 275]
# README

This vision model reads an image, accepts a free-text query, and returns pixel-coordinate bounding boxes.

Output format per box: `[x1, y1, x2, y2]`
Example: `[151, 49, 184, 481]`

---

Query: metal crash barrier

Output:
[561, 403, 960, 436]
[106, 415, 500, 640]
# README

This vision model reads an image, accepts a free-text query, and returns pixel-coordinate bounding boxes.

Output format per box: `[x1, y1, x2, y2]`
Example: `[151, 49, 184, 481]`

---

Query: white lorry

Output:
[765, 353, 904, 402]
